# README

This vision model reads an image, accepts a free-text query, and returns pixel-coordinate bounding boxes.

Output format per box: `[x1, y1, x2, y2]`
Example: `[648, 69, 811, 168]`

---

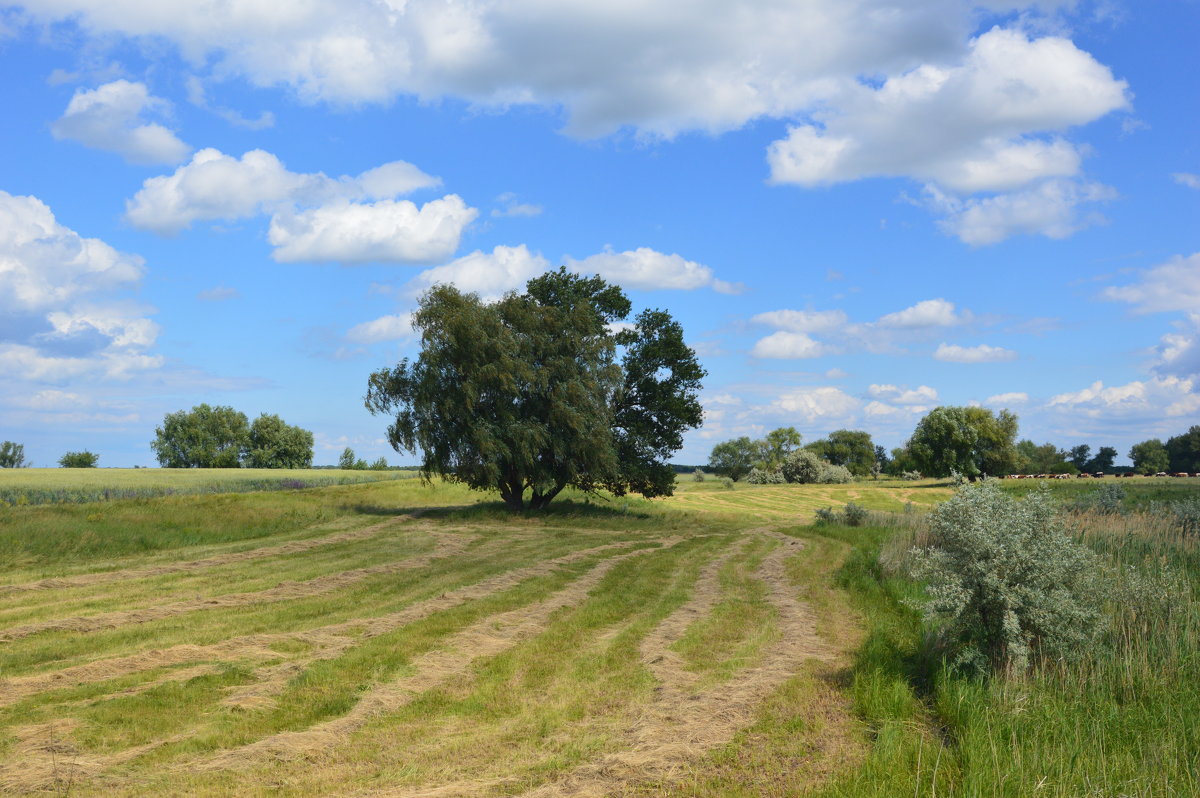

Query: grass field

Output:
[0, 473, 1195, 795]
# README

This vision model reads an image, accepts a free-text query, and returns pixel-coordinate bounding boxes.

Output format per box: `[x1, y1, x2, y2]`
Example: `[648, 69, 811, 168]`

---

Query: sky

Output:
[0, 0, 1197, 469]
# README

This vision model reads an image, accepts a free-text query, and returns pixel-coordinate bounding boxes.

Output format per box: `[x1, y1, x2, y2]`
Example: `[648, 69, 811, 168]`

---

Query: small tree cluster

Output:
[707, 427, 801, 482]
[151, 405, 314, 468]
[779, 449, 851, 484]
[59, 451, 99, 468]
[0, 441, 29, 468]
[1130, 426, 1200, 474]
[910, 482, 1104, 675]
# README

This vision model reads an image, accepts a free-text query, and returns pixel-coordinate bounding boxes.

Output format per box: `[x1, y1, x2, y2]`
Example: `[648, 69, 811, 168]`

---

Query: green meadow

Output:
[0, 473, 1195, 796]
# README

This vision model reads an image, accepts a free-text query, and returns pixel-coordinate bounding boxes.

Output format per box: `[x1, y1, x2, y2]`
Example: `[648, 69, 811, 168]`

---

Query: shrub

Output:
[1070, 482, 1127, 515]
[814, 506, 837, 524]
[746, 467, 784, 484]
[949, 469, 968, 487]
[901, 470, 923, 481]
[843, 502, 869, 526]
[909, 482, 1105, 676]
[58, 450, 99, 468]
[821, 463, 853, 484]
[721, 477, 735, 490]
[781, 449, 824, 484]
[692, 468, 705, 482]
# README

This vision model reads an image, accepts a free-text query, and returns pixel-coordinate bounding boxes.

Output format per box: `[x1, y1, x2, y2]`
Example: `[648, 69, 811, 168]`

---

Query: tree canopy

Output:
[59, 450, 99, 468]
[1166, 426, 1200, 473]
[151, 404, 313, 468]
[806, 429, 875, 476]
[708, 437, 758, 482]
[908, 406, 1019, 479]
[1129, 438, 1169, 474]
[366, 268, 705, 510]
[0, 441, 28, 468]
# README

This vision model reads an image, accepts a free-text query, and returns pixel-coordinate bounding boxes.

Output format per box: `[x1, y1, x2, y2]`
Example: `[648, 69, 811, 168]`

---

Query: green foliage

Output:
[901, 470, 923, 481]
[58, 450, 99, 468]
[243, 413, 314, 468]
[910, 482, 1104, 675]
[1067, 443, 1091, 471]
[886, 444, 920, 476]
[813, 506, 837, 524]
[1069, 482, 1127, 515]
[757, 426, 801, 470]
[720, 477, 734, 490]
[1166, 425, 1200, 472]
[1129, 438, 1169, 474]
[370, 456, 389, 470]
[1014, 439, 1072, 474]
[366, 269, 704, 510]
[822, 463, 853, 484]
[780, 448, 824, 484]
[338, 447, 357, 470]
[691, 467, 705, 482]
[708, 437, 758, 482]
[844, 502, 869, 526]
[745, 466, 784, 484]
[0, 441, 29, 468]
[151, 404, 249, 468]
[807, 429, 875, 476]
[908, 406, 1018, 479]
[1086, 445, 1117, 473]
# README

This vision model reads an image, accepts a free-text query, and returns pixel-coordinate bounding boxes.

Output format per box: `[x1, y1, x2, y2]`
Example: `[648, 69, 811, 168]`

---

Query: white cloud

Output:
[184, 75, 274, 130]
[1173, 172, 1200, 190]
[491, 193, 542, 218]
[751, 331, 828, 360]
[934, 342, 1017, 363]
[345, 313, 415, 345]
[566, 247, 743, 294]
[1151, 313, 1200, 380]
[930, 178, 1116, 246]
[1102, 253, 1200, 314]
[751, 309, 848, 333]
[51, 79, 191, 164]
[1048, 377, 1198, 419]
[407, 244, 549, 299]
[267, 195, 477, 264]
[877, 298, 965, 328]
[0, 343, 163, 381]
[869, 384, 938, 404]
[863, 400, 929, 418]
[0, 191, 144, 315]
[17, 0, 994, 138]
[126, 148, 443, 235]
[768, 386, 861, 424]
[768, 27, 1127, 193]
[985, 391, 1029, 405]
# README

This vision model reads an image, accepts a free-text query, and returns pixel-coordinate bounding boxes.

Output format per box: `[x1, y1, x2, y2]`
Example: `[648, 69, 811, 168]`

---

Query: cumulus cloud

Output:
[868, 384, 938, 404]
[768, 387, 861, 424]
[566, 247, 743, 294]
[1101, 253, 1200, 314]
[1048, 377, 1198, 419]
[51, 79, 191, 164]
[0, 191, 161, 386]
[934, 342, 1017, 363]
[17, 0, 994, 138]
[0, 191, 144, 315]
[985, 391, 1029, 405]
[406, 244, 548, 300]
[751, 309, 848, 333]
[345, 313, 415, 344]
[751, 331, 828, 360]
[267, 195, 477, 264]
[1151, 313, 1200, 380]
[929, 178, 1117, 246]
[877, 298, 966, 328]
[768, 27, 1127, 193]
[126, 148, 443, 235]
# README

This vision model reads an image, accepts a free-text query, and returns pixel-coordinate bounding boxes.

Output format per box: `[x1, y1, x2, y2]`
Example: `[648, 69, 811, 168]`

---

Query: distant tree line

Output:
[706, 411, 1200, 483]
[151, 404, 314, 468]
[708, 426, 877, 483]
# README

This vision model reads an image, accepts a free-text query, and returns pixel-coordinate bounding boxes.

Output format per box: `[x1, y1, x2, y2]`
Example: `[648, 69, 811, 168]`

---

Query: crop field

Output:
[0, 474, 1196, 796]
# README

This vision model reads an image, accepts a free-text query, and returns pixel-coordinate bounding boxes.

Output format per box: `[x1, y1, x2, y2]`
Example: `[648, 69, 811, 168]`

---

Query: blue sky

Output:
[0, 0, 1197, 468]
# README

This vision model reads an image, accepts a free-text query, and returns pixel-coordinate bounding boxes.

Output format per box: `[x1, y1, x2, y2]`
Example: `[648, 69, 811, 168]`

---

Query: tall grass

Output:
[816, 491, 1200, 797]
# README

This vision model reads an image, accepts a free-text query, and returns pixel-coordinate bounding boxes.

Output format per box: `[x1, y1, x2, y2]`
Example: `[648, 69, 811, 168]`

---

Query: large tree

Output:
[0, 441, 28, 468]
[243, 414, 314, 468]
[1166, 426, 1200, 473]
[908, 406, 1019, 479]
[366, 269, 704, 511]
[756, 427, 801, 471]
[709, 437, 758, 482]
[1085, 446, 1118, 473]
[1129, 438, 1169, 475]
[1014, 440, 1073, 474]
[151, 404, 249, 468]
[59, 450, 99, 468]
[807, 429, 875, 476]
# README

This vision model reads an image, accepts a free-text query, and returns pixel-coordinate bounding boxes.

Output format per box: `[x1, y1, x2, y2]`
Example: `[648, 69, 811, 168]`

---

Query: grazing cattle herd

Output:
[1001, 472, 1199, 479]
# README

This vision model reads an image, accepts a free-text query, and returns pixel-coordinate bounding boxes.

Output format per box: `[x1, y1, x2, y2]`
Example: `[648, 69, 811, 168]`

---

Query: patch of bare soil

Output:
[0, 515, 421, 595]
[0, 540, 647, 710]
[198, 542, 678, 771]
[0, 529, 473, 642]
